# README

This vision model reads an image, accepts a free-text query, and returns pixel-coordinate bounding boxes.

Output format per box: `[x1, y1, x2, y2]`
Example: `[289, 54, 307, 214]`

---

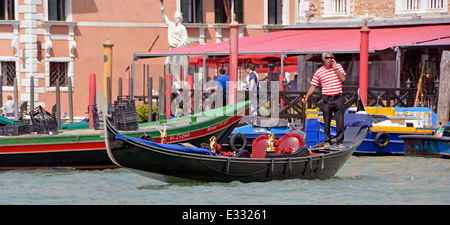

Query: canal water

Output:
[0, 156, 448, 205]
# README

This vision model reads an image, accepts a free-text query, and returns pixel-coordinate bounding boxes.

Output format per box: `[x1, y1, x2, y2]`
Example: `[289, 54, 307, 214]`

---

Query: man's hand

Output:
[301, 95, 307, 104]
[331, 59, 337, 70]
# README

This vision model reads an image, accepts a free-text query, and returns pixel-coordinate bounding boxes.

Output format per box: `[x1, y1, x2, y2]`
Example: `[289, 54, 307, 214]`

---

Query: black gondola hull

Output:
[106, 119, 369, 183]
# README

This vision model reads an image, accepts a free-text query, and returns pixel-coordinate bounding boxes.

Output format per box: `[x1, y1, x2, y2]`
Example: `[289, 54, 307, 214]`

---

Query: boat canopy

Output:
[137, 24, 450, 60]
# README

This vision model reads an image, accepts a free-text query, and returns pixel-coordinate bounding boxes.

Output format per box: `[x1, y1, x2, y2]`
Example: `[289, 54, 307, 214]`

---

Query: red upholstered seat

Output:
[251, 135, 270, 158]
[275, 133, 304, 152]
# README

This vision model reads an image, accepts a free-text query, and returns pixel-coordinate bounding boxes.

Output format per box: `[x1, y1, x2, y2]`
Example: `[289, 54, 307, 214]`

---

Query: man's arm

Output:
[301, 85, 317, 104]
[332, 60, 346, 82]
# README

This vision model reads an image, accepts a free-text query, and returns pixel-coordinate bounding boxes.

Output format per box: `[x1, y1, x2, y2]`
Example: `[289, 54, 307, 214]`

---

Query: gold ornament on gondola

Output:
[266, 133, 275, 152]
[159, 126, 167, 144]
[210, 136, 217, 152]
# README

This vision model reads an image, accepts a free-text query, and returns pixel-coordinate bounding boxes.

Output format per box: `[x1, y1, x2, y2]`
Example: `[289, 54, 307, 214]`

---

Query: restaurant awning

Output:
[137, 24, 450, 60]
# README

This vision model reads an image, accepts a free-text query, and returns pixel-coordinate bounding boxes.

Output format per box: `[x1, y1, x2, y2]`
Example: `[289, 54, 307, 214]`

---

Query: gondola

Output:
[0, 96, 248, 170]
[104, 113, 372, 183]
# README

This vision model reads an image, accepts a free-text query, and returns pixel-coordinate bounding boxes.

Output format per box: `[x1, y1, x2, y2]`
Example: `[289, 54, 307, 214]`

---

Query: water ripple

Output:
[0, 156, 449, 204]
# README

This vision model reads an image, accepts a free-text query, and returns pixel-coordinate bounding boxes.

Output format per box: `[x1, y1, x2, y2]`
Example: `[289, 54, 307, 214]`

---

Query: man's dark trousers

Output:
[322, 94, 345, 145]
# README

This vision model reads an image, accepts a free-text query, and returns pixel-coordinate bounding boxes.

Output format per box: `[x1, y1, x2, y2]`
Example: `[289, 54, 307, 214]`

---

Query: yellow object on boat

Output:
[371, 126, 435, 134]
[365, 107, 396, 116]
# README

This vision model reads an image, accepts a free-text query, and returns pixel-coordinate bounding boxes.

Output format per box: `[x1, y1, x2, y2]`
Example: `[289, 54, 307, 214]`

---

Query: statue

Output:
[161, 1, 190, 89]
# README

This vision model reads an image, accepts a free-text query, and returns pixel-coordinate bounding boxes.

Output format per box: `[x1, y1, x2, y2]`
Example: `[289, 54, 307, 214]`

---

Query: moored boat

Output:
[306, 106, 437, 156]
[0, 100, 249, 169]
[399, 124, 450, 158]
[104, 114, 371, 183]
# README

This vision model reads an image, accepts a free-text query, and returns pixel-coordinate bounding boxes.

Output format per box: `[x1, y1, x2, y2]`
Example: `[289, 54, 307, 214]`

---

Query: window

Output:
[405, 0, 421, 10]
[49, 62, 67, 87]
[268, 0, 283, 24]
[324, 0, 349, 16]
[215, 0, 243, 23]
[428, 0, 445, 9]
[1, 61, 15, 86]
[181, 0, 203, 23]
[333, 0, 348, 13]
[48, 0, 65, 21]
[0, 0, 15, 20]
[396, 0, 447, 13]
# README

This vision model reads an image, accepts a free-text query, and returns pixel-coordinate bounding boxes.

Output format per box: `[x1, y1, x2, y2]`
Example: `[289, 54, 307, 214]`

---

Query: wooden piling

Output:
[30, 76, 34, 112]
[13, 77, 18, 120]
[68, 78, 73, 123]
[118, 77, 122, 97]
[56, 78, 61, 129]
[0, 75, 3, 108]
[437, 50, 450, 126]
[148, 77, 152, 122]
[107, 77, 111, 105]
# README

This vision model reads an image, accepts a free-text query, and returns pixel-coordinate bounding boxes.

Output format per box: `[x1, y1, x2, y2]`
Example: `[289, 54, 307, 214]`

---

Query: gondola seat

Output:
[274, 133, 304, 154]
[251, 135, 271, 158]
[235, 149, 251, 158]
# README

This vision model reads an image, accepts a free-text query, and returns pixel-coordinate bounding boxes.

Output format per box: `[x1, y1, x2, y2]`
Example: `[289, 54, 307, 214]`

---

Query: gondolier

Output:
[302, 52, 346, 150]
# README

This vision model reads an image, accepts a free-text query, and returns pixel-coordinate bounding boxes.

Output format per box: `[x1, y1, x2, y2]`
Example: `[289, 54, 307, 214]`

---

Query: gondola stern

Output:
[104, 115, 122, 167]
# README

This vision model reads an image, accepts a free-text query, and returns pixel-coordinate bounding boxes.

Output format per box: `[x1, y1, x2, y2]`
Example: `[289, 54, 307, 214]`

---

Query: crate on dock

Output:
[114, 96, 135, 109]
[29, 106, 58, 134]
[115, 121, 139, 131]
[111, 95, 139, 131]
[4, 124, 31, 136]
[114, 111, 138, 123]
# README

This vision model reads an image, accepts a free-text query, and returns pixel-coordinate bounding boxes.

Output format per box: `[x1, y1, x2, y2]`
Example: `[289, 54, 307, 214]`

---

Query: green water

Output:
[0, 156, 448, 205]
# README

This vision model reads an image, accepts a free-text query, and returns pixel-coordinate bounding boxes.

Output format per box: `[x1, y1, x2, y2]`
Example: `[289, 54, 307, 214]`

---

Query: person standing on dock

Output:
[301, 52, 346, 150]
[205, 69, 229, 106]
[1, 95, 14, 117]
[244, 64, 259, 116]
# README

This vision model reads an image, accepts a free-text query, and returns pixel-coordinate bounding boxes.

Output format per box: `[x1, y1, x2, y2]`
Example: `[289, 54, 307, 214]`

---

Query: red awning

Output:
[145, 24, 450, 58]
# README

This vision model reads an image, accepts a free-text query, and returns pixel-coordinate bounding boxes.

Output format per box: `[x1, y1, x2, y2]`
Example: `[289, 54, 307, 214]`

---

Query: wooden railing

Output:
[135, 85, 429, 122]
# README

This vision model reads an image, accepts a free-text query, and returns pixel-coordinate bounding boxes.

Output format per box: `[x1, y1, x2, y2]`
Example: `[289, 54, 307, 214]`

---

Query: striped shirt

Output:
[311, 64, 346, 95]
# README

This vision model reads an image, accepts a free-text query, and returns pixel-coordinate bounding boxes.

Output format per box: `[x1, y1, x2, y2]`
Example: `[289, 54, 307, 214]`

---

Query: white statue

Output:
[161, 2, 190, 89]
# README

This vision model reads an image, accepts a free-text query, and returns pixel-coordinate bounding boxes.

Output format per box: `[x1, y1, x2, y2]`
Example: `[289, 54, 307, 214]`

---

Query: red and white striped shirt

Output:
[311, 64, 346, 96]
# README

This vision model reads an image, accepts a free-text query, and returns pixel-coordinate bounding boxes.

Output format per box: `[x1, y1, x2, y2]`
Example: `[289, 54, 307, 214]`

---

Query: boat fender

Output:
[374, 131, 390, 149]
[229, 132, 247, 152]
[138, 134, 155, 142]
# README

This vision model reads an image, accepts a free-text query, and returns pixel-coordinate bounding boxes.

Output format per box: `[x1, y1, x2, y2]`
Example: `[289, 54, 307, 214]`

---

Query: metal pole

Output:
[229, 15, 239, 104]
[360, 24, 370, 106]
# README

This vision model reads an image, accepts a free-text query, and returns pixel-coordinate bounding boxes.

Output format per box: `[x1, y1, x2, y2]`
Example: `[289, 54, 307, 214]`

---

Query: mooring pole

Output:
[13, 77, 18, 121]
[30, 76, 34, 113]
[56, 78, 61, 130]
[103, 34, 114, 104]
[68, 77, 73, 123]
[165, 75, 172, 120]
[89, 74, 96, 128]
